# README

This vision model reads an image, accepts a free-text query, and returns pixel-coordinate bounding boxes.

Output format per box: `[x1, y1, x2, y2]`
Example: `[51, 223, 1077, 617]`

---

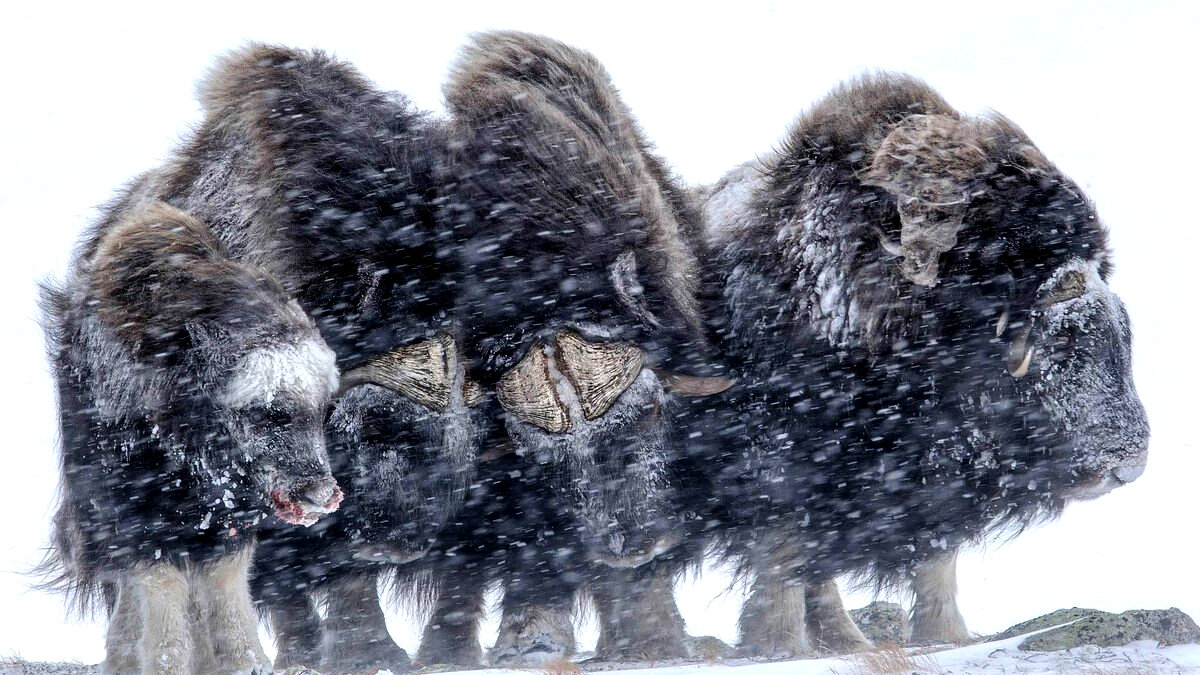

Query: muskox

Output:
[41, 202, 342, 674]
[43, 43, 482, 673]
[405, 31, 730, 667]
[176, 45, 481, 673]
[682, 73, 1151, 656]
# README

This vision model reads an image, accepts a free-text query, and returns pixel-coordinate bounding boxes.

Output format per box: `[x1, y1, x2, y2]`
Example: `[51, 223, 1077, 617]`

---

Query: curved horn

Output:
[863, 114, 991, 287]
[995, 309, 1009, 338]
[1007, 329, 1033, 378]
[655, 370, 735, 397]
[497, 344, 570, 433]
[555, 332, 645, 421]
[337, 334, 456, 410]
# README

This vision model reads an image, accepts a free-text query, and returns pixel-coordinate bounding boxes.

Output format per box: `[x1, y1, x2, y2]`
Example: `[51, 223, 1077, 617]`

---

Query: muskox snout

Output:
[1113, 460, 1147, 485]
[1069, 443, 1149, 501]
[269, 475, 343, 527]
[297, 479, 344, 512]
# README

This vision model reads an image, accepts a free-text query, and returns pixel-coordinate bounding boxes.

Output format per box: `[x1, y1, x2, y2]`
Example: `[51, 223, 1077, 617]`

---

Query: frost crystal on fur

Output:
[222, 338, 338, 409]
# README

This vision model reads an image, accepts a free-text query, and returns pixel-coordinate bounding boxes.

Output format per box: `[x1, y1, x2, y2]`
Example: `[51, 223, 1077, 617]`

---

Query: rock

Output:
[686, 635, 736, 662]
[850, 601, 911, 646]
[994, 607, 1200, 651]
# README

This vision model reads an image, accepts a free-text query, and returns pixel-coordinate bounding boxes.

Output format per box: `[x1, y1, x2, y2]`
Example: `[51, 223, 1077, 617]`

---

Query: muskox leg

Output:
[193, 548, 270, 674]
[803, 578, 872, 653]
[127, 563, 192, 675]
[415, 564, 486, 667]
[488, 581, 576, 666]
[736, 566, 810, 659]
[102, 580, 140, 674]
[266, 591, 322, 669]
[321, 572, 411, 672]
[908, 549, 970, 644]
[592, 562, 689, 661]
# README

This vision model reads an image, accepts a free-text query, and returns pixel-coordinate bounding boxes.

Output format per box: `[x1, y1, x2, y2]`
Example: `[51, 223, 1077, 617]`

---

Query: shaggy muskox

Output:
[44, 44, 484, 673]
[683, 73, 1151, 656]
[181, 45, 484, 673]
[408, 31, 730, 667]
[42, 202, 342, 673]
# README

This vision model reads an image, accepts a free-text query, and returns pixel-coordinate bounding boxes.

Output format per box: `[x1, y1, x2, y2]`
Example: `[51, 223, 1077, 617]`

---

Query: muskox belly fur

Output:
[688, 73, 1150, 655]
[42, 203, 342, 674]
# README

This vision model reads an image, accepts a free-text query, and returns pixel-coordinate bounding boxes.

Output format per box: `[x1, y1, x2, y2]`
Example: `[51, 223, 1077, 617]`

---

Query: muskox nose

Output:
[1113, 443, 1149, 485]
[1114, 462, 1146, 484]
[298, 479, 343, 513]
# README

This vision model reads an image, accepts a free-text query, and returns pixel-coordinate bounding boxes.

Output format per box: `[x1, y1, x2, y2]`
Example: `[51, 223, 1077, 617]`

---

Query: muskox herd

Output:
[40, 31, 1150, 674]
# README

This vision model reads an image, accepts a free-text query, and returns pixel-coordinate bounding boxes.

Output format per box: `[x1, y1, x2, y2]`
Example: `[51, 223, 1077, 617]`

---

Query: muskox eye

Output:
[245, 407, 291, 430]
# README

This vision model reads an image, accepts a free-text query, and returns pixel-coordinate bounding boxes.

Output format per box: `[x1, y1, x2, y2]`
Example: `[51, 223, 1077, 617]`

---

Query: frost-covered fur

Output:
[694, 73, 1150, 655]
[42, 203, 341, 674]
[413, 31, 722, 666]
[42, 43, 476, 671]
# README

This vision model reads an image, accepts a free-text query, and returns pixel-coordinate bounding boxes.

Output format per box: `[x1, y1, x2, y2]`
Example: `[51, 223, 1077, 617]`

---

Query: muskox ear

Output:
[863, 114, 992, 286]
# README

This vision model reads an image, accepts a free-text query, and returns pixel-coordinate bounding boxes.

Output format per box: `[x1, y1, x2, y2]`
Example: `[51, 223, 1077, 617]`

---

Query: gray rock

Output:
[850, 601, 911, 646]
[686, 635, 736, 661]
[994, 607, 1200, 651]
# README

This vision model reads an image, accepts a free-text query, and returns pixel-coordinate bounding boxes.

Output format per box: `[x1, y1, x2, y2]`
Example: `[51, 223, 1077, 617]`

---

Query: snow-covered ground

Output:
[8, 629, 1200, 674]
[2, 0, 1198, 670]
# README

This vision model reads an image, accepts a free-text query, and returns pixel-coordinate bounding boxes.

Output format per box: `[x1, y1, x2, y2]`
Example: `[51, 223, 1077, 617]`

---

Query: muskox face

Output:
[325, 334, 484, 563]
[220, 335, 343, 526]
[1004, 258, 1150, 500]
[497, 327, 728, 566]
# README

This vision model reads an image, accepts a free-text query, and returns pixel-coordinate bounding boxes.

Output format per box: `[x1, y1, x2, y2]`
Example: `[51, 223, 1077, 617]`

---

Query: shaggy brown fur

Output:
[93, 202, 294, 358]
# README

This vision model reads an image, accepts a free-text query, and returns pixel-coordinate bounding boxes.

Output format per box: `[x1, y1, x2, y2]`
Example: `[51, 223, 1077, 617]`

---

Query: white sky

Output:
[1, 0, 1197, 665]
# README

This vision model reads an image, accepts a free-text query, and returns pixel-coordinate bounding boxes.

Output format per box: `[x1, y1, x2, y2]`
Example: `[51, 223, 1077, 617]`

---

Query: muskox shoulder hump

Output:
[445, 30, 619, 136]
[780, 72, 959, 167]
[197, 42, 375, 117]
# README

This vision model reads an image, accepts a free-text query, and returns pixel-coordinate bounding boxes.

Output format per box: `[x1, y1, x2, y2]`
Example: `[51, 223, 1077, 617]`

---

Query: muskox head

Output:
[211, 313, 344, 528]
[325, 333, 484, 563]
[866, 111, 1149, 514]
[91, 203, 345, 529]
[997, 258, 1149, 501]
[496, 327, 729, 567]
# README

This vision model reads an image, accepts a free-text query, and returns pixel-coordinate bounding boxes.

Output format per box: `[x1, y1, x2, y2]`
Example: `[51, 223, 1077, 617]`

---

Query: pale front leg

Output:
[102, 579, 140, 674]
[737, 567, 811, 659]
[321, 572, 410, 672]
[909, 549, 970, 644]
[193, 548, 271, 674]
[803, 578, 872, 653]
[128, 563, 192, 675]
[593, 564, 689, 661]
